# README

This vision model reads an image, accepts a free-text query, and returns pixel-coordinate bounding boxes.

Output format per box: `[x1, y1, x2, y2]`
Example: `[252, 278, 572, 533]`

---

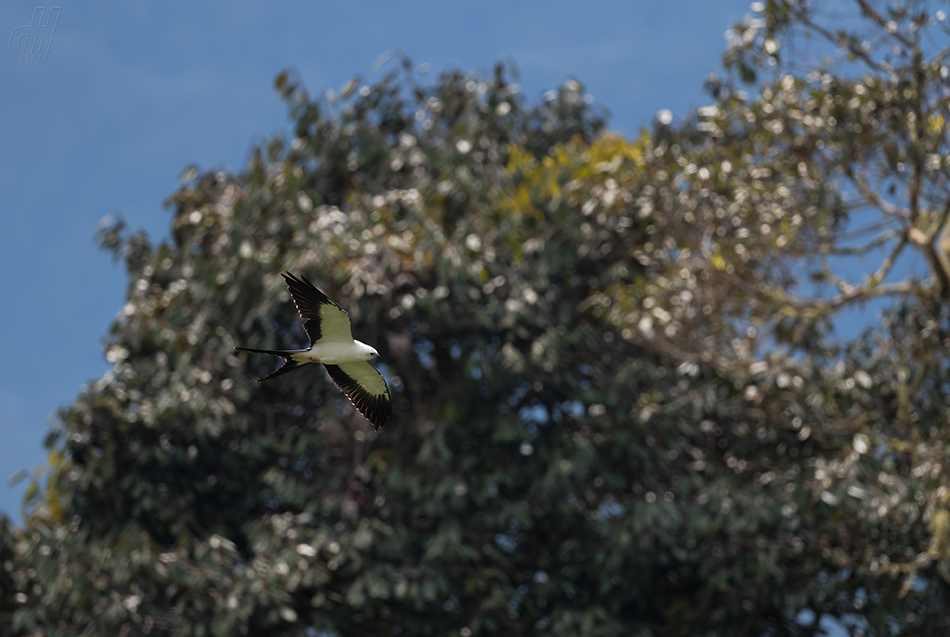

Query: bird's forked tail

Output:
[234, 346, 310, 382]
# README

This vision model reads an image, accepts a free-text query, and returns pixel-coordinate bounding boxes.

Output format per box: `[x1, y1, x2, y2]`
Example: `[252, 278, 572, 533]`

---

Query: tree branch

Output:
[848, 172, 909, 221]
[827, 231, 900, 256]
[853, 0, 915, 50]
[765, 280, 917, 314]
[920, 196, 950, 300]
[795, 7, 883, 72]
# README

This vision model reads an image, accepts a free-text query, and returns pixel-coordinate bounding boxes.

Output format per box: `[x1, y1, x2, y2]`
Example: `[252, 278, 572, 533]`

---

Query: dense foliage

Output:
[7, 2, 950, 635]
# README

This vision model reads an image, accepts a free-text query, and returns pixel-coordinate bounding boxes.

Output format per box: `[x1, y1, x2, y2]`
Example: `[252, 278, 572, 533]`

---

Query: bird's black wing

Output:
[281, 272, 353, 346]
[323, 361, 392, 430]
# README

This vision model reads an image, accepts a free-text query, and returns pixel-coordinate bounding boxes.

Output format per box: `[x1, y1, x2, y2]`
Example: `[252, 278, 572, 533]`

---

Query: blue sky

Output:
[0, 1, 761, 520]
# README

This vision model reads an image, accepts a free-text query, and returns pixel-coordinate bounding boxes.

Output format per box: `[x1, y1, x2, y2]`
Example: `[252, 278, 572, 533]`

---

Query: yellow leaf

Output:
[929, 114, 945, 136]
[931, 509, 950, 561]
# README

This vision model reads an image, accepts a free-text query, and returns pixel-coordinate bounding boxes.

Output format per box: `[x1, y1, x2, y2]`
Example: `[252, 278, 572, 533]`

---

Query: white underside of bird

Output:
[234, 272, 392, 430]
[290, 340, 376, 365]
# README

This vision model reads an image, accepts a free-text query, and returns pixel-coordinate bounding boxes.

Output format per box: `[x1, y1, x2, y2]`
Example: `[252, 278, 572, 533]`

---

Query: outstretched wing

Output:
[323, 361, 392, 430]
[281, 272, 353, 346]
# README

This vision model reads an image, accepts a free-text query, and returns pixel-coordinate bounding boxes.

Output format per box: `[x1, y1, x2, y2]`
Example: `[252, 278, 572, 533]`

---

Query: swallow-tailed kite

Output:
[235, 273, 392, 430]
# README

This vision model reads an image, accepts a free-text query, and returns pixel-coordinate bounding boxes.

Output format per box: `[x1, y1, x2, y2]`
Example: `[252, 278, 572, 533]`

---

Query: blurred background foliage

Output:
[9, 1, 950, 635]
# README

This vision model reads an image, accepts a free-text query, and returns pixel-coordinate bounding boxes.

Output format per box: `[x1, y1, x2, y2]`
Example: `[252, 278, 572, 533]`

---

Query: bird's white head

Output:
[355, 341, 379, 360]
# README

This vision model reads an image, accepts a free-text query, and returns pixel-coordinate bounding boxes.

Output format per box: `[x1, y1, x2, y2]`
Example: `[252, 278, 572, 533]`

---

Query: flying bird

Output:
[235, 272, 391, 430]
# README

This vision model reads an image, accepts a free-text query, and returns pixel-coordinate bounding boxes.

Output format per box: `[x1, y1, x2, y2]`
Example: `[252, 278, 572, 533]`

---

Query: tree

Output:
[7, 2, 950, 634]
[592, 0, 950, 632]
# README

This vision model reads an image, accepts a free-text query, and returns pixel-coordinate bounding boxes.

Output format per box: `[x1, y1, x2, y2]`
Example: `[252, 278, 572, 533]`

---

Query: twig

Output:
[849, 172, 909, 220]
[829, 231, 900, 255]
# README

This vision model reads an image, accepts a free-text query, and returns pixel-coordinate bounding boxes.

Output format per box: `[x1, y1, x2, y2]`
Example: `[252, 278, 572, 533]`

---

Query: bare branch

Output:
[828, 231, 900, 255]
[795, 8, 883, 72]
[933, 196, 950, 243]
[762, 279, 918, 314]
[849, 172, 910, 220]
[808, 281, 917, 310]
[853, 0, 916, 51]
[870, 232, 908, 286]
[919, 196, 950, 299]
[835, 219, 901, 243]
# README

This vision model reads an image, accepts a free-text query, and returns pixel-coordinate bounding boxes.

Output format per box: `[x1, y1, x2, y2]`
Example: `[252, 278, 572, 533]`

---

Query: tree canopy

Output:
[7, 2, 950, 635]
